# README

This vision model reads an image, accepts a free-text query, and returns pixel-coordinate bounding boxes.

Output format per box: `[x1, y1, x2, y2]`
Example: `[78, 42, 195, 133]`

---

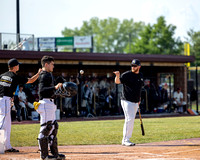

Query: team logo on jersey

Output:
[0, 76, 13, 87]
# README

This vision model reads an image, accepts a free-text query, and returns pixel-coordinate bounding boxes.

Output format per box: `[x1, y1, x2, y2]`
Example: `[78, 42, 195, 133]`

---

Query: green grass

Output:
[11, 116, 200, 147]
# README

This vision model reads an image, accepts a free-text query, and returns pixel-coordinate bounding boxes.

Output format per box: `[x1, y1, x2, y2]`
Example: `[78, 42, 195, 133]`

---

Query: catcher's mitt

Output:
[55, 82, 78, 97]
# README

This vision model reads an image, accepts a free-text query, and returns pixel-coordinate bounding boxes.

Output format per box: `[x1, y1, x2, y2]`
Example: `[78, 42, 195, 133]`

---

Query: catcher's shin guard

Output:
[49, 121, 59, 156]
[50, 137, 58, 157]
[49, 137, 65, 159]
[39, 137, 49, 159]
[39, 121, 53, 159]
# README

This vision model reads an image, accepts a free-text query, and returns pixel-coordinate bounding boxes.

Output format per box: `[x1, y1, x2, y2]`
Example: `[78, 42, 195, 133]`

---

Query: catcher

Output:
[35, 55, 77, 160]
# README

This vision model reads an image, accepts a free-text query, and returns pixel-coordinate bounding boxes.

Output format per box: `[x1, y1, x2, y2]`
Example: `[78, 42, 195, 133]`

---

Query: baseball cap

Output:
[8, 58, 21, 67]
[131, 59, 141, 66]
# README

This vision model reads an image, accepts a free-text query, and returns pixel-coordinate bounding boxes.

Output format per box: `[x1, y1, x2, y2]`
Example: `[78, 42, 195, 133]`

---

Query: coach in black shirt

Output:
[114, 59, 143, 146]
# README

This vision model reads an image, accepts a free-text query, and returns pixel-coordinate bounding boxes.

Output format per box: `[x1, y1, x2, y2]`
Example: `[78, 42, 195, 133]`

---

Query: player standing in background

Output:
[0, 58, 42, 152]
[36, 56, 65, 160]
[113, 59, 143, 146]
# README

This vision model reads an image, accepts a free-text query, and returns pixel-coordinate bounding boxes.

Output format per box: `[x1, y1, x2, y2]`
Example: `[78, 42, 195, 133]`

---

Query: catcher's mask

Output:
[55, 82, 78, 97]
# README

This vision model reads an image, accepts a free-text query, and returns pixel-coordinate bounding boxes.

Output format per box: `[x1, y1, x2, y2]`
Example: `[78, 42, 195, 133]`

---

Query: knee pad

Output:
[51, 121, 59, 136]
[41, 121, 52, 137]
[53, 120, 59, 129]
[49, 121, 59, 145]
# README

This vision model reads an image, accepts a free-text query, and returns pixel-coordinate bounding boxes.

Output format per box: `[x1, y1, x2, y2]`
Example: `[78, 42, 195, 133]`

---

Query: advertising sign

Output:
[38, 37, 55, 50]
[74, 36, 92, 48]
[56, 37, 73, 46]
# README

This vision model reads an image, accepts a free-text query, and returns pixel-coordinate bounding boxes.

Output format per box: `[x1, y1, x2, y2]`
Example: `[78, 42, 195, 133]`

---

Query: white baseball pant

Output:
[0, 96, 12, 150]
[121, 100, 139, 143]
[36, 99, 57, 139]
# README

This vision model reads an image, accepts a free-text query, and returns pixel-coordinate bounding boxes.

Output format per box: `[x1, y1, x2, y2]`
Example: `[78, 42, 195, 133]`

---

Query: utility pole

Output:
[16, 0, 20, 44]
[169, 75, 172, 112]
[196, 64, 198, 113]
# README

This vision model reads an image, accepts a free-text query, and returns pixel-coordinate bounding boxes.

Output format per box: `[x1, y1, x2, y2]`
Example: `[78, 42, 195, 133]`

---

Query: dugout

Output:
[0, 50, 195, 106]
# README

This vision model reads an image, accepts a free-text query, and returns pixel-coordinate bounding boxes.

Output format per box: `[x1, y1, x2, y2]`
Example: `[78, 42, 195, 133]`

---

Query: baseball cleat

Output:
[5, 148, 19, 152]
[41, 155, 57, 160]
[41, 155, 65, 160]
[57, 153, 66, 160]
[122, 140, 135, 146]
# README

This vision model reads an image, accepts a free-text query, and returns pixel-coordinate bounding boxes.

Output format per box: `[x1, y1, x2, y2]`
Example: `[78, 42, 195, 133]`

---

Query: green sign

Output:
[56, 37, 73, 46]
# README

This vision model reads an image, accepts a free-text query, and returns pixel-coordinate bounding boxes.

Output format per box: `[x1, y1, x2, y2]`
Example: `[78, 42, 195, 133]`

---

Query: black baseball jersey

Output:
[0, 71, 28, 97]
[38, 71, 55, 100]
[120, 70, 143, 103]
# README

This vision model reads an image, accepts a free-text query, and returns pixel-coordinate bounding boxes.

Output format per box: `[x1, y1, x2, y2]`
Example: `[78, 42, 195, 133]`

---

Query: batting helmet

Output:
[55, 82, 78, 97]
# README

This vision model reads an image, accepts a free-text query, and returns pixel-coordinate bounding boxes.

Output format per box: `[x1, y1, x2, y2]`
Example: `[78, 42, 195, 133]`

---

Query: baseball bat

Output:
[138, 107, 145, 136]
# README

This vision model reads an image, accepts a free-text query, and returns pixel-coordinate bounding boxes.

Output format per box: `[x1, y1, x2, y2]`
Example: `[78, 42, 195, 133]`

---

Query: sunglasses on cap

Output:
[131, 65, 138, 67]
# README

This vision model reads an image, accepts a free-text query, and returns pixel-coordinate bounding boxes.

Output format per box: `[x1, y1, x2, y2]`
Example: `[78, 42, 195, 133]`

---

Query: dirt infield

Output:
[0, 138, 200, 160]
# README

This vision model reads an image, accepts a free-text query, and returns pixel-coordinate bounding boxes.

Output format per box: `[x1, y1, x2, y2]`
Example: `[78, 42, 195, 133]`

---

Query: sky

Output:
[0, 0, 200, 40]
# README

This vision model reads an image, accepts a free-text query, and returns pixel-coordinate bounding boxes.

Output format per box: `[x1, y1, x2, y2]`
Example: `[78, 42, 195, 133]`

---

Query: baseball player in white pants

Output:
[36, 99, 58, 159]
[0, 58, 41, 152]
[36, 56, 65, 160]
[114, 59, 143, 146]
[37, 99, 57, 137]
[0, 96, 12, 151]
[121, 100, 139, 145]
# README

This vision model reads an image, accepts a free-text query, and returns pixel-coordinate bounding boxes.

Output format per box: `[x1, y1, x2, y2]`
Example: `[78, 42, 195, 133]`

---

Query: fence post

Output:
[0, 33, 2, 50]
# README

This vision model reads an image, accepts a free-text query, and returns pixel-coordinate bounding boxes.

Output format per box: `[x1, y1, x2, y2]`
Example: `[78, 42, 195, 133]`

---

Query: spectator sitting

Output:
[173, 87, 186, 113]
[18, 84, 34, 120]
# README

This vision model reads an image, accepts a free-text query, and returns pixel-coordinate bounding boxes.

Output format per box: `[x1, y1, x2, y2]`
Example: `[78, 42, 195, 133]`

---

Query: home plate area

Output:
[0, 138, 200, 160]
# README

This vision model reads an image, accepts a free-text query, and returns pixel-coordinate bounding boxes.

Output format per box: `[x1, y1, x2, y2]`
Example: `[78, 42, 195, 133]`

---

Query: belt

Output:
[0, 96, 11, 99]
[43, 98, 54, 102]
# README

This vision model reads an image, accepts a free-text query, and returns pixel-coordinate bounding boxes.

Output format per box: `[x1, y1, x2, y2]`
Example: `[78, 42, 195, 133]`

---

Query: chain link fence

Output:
[0, 32, 35, 51]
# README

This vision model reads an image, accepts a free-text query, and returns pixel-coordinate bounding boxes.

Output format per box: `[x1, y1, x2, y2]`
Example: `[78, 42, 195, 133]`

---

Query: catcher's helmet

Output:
[55, 82, 78, 97]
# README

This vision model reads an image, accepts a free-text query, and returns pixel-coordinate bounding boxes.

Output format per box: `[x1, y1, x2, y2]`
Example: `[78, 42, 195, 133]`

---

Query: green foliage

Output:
[61, 16, 184, 54]
[11, 116, 200, 146]
[186, 29, 200, 65]
[62, 17, 145, 53]
[132, 16, 183, 54]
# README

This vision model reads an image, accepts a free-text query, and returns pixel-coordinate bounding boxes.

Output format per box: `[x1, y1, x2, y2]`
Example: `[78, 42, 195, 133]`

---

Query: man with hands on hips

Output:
[113, 59, 143, 146]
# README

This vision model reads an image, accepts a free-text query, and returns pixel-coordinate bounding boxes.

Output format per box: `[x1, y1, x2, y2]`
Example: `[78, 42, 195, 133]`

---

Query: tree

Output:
[185, 29, 200, 65]
[132, 16, 183, 55]
[62, 17, 145, 53]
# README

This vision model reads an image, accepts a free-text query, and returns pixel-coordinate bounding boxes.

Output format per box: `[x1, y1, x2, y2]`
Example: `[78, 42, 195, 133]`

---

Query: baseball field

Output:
[0, 116, 200, 159]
